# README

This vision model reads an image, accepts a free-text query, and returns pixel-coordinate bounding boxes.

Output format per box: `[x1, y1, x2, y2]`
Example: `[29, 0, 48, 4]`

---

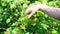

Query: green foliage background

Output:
[0, 0, 60, 34]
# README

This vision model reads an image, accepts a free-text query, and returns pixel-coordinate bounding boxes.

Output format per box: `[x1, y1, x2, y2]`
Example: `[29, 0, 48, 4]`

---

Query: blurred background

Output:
[0, 0, 60, 34]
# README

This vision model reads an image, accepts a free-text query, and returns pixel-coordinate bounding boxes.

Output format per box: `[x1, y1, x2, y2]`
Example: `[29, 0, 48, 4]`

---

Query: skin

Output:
[24, 4, 60, 20]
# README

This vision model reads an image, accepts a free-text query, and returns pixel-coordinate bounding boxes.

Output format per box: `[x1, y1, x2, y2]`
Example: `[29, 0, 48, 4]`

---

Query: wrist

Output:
[36, 4, 48, 10]
[36, 4, 44, 9]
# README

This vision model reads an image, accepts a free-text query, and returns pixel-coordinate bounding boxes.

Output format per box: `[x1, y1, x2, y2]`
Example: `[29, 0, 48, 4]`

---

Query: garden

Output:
[0, 0, 60, 34]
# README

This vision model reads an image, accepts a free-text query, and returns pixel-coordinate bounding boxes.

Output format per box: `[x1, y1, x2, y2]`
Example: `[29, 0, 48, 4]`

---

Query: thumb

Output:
[28, 11, 36, 18]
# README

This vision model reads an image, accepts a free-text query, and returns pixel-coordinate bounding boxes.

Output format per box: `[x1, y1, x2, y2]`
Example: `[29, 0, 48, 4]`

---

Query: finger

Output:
[24, 8, 31, 16]
[28, 11, 36, 18]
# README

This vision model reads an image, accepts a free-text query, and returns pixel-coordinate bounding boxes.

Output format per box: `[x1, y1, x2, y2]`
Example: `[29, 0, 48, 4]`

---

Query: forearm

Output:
[37, 4, 60, 19]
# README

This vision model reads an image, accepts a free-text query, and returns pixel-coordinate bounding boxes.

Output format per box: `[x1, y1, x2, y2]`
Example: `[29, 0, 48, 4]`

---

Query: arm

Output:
[38, 4, 60, 19]
[24, 4, 60, 20]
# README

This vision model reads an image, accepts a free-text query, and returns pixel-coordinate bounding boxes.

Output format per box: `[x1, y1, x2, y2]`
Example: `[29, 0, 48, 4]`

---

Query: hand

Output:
[24, 4, 40, 18]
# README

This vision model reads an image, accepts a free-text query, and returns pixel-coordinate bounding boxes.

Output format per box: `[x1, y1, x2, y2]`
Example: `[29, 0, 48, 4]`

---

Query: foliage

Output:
[0, 0, 60, 34]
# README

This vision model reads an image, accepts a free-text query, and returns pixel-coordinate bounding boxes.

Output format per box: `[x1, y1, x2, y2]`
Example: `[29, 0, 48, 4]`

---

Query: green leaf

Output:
[25, 32, 29, 34]
[6, 18, 10, 23]
[2, 2, 7, 6]
[41, 23, 49, 29]
[52, 30, 57, 34]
